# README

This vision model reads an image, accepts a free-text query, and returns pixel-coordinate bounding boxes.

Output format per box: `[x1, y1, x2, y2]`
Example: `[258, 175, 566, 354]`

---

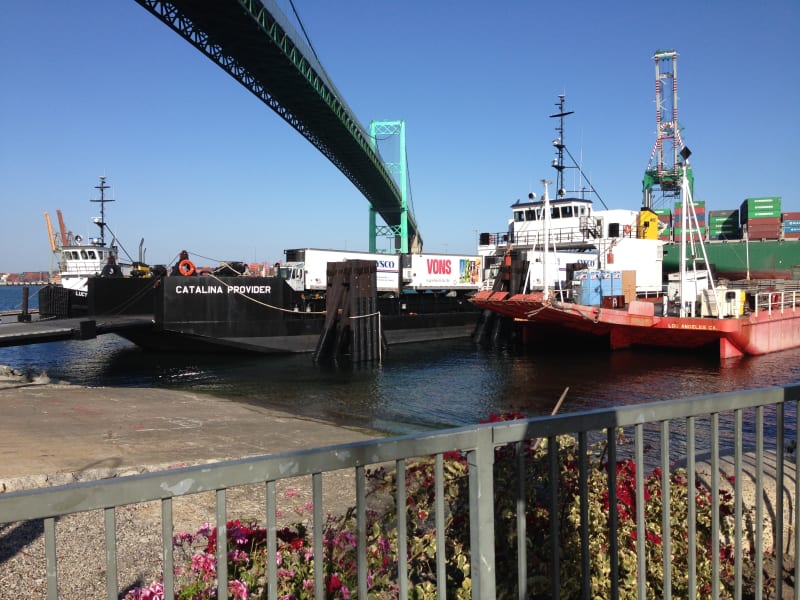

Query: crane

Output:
[642, 49, 694, 209]
[44, 212, 57, 253]
[56, 209, 70, 246]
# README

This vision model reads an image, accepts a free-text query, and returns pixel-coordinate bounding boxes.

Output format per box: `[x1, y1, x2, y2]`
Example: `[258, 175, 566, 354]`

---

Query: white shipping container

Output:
[287, 249, 401, 292]
[603, 238, 664, 294]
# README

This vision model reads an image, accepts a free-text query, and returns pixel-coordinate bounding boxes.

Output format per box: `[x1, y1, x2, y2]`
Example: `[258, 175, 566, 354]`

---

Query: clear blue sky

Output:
[1, 1, 798, 273]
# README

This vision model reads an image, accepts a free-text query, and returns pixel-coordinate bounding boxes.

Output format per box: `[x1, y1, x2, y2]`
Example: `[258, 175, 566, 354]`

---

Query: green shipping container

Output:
[673, 226, 707, 234]
[741, 196, 782, 220]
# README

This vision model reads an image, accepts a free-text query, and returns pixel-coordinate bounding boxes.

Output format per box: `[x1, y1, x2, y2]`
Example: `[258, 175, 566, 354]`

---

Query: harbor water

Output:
[1, 286, 799, 436]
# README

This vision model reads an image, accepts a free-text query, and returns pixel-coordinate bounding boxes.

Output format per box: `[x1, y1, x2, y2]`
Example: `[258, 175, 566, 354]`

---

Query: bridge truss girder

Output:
[133, 0, 421, 248]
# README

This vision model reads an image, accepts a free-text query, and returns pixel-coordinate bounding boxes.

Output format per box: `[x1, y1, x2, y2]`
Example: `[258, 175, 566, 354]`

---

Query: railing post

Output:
[468, 427, 496, 599]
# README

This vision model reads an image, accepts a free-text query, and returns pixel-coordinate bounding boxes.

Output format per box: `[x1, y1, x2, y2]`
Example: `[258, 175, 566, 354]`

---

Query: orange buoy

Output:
[178, 259, 196, 276]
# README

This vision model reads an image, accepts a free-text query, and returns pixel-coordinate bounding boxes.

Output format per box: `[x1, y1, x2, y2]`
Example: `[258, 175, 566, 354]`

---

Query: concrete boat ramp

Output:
[0, 315, 153, 348]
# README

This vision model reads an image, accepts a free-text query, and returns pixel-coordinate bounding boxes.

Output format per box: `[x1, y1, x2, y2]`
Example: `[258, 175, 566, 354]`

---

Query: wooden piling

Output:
[313, 260, 383, 362]
[17, 287, 31, 323]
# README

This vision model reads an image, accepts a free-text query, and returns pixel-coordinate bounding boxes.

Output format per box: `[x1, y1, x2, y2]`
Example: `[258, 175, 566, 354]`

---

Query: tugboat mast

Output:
[549, 95, 573, 199]
[91, 176, 114, 246]
[548, 95, 608, 209]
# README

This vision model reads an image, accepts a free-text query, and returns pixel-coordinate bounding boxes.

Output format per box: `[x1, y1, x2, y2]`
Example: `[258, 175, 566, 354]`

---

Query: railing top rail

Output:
[0, 427, 482, 523]
[2, 384, 797, 524]
[493, 384, 800, 444]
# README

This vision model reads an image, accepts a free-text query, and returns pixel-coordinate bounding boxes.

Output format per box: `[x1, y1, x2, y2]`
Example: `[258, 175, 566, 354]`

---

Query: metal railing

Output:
[1, 385, 799, 599]
[755, 290, 800, 315]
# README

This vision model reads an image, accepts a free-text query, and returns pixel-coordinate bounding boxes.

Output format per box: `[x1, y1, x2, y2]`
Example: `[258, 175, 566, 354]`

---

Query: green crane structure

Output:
[643, 49, 694, 209]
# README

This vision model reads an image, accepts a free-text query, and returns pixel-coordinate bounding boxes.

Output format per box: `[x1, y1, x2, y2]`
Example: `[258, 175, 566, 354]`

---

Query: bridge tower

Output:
[368, 120, 411, 253]
[643, 49, 693, 209]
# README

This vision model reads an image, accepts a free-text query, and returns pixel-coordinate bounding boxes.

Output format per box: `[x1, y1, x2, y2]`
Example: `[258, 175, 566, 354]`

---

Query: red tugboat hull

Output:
[472, 290, 800, 358]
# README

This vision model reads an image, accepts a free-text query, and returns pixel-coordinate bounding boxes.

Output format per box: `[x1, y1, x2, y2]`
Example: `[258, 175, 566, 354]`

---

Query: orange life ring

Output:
[623, 224, 632, 236]
[178, 259, 196, 276]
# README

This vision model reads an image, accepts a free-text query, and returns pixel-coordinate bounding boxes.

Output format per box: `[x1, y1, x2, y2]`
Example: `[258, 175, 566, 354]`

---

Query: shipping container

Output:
[741, 196, 782, 222]
[600, 270, 622, 297]
[573, 270, 603, 306]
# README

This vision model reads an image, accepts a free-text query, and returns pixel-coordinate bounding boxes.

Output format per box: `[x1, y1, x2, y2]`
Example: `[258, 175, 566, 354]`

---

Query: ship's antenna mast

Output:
[643, 49, 693, 209]
[550, 95, 573, 199]
[549, 95, 608, 209]
[91, 176, 114, 246]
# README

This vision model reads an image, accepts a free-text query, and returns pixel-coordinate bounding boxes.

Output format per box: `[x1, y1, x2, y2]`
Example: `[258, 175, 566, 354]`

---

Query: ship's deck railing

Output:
[1, 386, 798, 599]
[755, 290, 800, 315]
[478, 225, 639, 253]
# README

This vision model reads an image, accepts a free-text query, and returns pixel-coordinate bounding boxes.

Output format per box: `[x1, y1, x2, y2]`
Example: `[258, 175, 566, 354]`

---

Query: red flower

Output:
[482, 411, 526, 423]
[327, 573, 343, 592]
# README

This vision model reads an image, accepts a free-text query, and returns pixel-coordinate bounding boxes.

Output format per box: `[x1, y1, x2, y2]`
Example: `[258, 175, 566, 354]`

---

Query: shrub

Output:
[126, 423, 739, 599]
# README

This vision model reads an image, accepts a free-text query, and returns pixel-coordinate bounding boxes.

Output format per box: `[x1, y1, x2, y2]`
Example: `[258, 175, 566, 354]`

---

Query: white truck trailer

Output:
[279, 248, 483, 293]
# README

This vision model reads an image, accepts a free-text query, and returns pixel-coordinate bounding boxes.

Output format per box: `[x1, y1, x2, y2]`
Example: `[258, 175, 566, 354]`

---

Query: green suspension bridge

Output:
[134, 0, 420, 253]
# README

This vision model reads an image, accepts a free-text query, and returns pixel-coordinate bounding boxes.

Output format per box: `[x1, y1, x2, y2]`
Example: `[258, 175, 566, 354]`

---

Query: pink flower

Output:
[229, 579, 249, 600]
[172, 532, 193, 545]
[190, 552, 216, 579]
[228, 549, 250, 564]
[124, 581, 164, 600]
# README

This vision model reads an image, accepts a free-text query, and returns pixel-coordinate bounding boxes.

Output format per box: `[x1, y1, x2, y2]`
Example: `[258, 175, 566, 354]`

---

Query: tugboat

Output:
[472, 157, 800, 358]
[39, 177, 154, 319]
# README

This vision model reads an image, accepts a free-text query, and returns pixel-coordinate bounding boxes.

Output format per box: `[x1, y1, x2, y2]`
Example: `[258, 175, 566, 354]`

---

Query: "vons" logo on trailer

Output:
[426, 258, 452, 275]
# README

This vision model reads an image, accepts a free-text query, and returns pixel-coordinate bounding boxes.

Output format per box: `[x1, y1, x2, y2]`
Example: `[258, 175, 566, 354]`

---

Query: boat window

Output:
[551, 206, 561, 219]
[562, 205, 573, 218]
[80, 250, 88, 259]
[514, 211, 525, 222]
[87, 250, 96, 259]
[525, 209, 537, 221]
